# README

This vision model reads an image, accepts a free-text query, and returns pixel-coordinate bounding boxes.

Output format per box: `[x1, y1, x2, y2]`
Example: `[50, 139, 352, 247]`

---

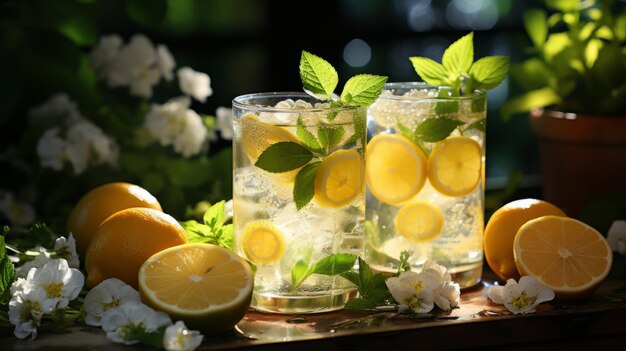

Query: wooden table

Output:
[4, 272, 626, 350]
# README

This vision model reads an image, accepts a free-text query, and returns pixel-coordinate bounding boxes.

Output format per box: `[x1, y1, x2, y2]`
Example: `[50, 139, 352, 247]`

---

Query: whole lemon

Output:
[85, 207, 187, 289]
[67, 182, 163, 258]
[484, 199, 566, 282]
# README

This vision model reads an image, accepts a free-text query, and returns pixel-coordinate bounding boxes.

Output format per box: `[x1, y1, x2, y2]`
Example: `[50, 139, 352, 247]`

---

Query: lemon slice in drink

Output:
[395, 201, 444, 242]
[314, 149, 364, 208]
[366, 134, 427, 205]
[428, 136, 482, 197]
[240, 113, 300, 184]
[241, 220, 285, 265]
[138, 243, 253, 334]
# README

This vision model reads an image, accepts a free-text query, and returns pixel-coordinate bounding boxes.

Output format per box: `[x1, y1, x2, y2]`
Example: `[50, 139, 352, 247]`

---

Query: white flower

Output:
[84, 278, 141, 327]
[224, 199, 233, 222]
[107, 34, 161, 98]
[65, 120, 119, 174]
[28, 259, 84, 309]
[101, 302, 172, 345]
[28, 93, 82, 128]
[421, 259, 452, 282]
[15, 248, 51, 278]
[607, 220, 626, 255]
[0, 191, 36, 228]
[386, 271, 436, 313]
[89, 34, 123, 78]
[433, 281, 460, 311]
[163, 321, 203, 351]
[54, 234, 80, 269]
[144, 97, 207, 157]
[9, 284, 56, 339]
[157, 44, 176, 81]
[177, 67, 212, 102]
[216, 107, 233, 140]
[488, 276, 555, 314]
[37, 128, 66, 171]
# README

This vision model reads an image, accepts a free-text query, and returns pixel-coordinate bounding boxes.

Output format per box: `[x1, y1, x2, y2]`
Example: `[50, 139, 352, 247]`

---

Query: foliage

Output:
[501, 0, 626, 119]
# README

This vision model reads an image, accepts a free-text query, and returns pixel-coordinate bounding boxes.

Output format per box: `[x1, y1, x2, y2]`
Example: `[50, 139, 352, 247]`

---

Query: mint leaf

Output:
[409, 57, 449, 86]
[218, 224, 234, 250]
[1, 236, 17, 304]
[469, 56, 510, 91]
[255, 141, 313, 173]
[396, 122, 415, 141]
[294, 162, 320, 210]
[344, 297, 378, 311]
[296, 117, 322, 151]
[442, 32, 474, 76]
[313, 254, 357, 275]
[340, 74, 388, 107]
[291, 259, 313, 288]
[415, 117, 464, 143]
[203, 200, 225, 230]
[317, 126, 345, 150]
[524, 9, 548, 48]
[465, 118, 486, 133]
[500, 87, 561, 120]
[396, 250, 412, 275]
[435, 88, 459, 115]
[300, 50, 338, 99]
[344, 111, 366, 148]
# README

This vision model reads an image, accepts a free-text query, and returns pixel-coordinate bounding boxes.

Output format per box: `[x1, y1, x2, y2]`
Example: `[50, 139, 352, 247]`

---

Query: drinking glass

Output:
[365, 82, 486, 288]
[232, 92, 366, 313]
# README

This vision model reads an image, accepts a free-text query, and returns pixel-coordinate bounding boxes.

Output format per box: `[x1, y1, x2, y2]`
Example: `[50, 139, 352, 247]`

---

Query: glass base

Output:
[251, 288, 358, 314]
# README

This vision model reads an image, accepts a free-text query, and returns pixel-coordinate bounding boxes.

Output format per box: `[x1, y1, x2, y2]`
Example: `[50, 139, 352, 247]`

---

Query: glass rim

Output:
[380, 82, 486, 102]
[232, 92, 364, 113]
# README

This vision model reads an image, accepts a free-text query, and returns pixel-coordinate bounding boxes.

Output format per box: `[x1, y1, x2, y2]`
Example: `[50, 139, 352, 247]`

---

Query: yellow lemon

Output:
[395, 201, 444, 242]
[366, 134, 427, 205]
[314, 149, 364, 208]
[139, 243, 253, 334]
[428, 136, 482, 197]
[241, 220, 285, 265]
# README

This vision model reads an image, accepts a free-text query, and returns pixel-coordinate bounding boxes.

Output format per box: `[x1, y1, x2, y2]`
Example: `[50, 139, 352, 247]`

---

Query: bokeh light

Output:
[343, 39, 372, 68]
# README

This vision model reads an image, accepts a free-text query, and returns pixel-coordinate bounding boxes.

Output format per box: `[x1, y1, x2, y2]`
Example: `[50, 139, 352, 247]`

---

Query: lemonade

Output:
[365, 83, 486, 288]
[232, 93, 366, 313]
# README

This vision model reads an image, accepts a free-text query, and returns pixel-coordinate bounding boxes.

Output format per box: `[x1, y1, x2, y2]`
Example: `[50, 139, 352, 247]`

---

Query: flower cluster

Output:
[14, 234, 80, 278]
[9, 259, 84, 339]
[385, 259, 461, 313]
[32, 93, 119, 175]
[607, 220, 626, 256]
[84, 278, 203, 351]
[487, 276, 555, 314]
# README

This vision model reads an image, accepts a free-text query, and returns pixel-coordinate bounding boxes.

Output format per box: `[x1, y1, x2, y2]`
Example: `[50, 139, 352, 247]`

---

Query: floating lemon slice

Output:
[138, 243, 253, 334]
[394, 201, 444, 242]
[314, 149, 364, 208]
[428, 136, 482, 197]
[366, 134, 427, 205]
[514, 215, 612, 300]
[241, 220, 285, 265]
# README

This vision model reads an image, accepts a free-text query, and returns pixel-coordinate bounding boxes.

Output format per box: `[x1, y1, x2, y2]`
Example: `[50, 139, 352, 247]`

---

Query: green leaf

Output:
[313, 254, 357, 275]
[126, 0, 168, 28]
[545, 0, 582, 12]
[300, 51, 339, 99]
[415, 117, 464, 143]
[217, 224, 234, 250]
[500, 87, 561, 120]
[396, 122, 415, 140]
[435, 88, 459, 115]
[203, 200, 226, 231]
[469, 56, 510, 91]
[465, 118, 486, 133]
[340, 270, 361, 286]
[409, 57, 449, 86]
[255, 142, 313, 173]
[317, 126, 345, 150]
[297, 117, 321, 151]
[344, 297, 378, 311]
[291, 260, 313, 287]
[524, 9, 548, 48]
[396, 250, 412, 275]
[340, 74, 388, 107]
[293, 162, 320, 210]
[0, 236, 16, 304]
[510, 58, 553, 91]
[442, 32, 474, 75]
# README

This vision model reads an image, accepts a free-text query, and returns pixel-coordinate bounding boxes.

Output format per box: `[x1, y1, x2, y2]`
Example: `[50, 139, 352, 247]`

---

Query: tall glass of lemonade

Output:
[365, 82, 486, 288]
[232, 93, 366, 313]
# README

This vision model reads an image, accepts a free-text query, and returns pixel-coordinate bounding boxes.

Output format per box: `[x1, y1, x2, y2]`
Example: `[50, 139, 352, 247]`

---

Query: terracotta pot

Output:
[530, 109, 626, 217]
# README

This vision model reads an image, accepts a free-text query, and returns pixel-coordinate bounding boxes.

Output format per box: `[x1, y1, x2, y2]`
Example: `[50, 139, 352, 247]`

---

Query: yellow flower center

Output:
[103, 299, 121, 311]
[413, 281, 423, 292]
[44, 282, 64, 298]
[511, 292, 537, 310]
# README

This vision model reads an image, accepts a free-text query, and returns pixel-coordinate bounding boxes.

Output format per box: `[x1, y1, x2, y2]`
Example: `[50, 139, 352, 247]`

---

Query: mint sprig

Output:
[410, 32, 509, 95]
[291, 253, 357, 290]
[180, 200, 233, 250]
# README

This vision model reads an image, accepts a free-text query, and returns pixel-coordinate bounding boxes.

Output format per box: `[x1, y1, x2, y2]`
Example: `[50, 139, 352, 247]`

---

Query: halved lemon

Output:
[514, 215, 613, 300]
[240, 113, 300, 184]
[138, 243, 253, 334]
[241, 220, 285, 265]
[314, 149, 364, 208]
[395, 201, 444, 242]
[366, 134, 427, 205]
[428, 136, 482, 197]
